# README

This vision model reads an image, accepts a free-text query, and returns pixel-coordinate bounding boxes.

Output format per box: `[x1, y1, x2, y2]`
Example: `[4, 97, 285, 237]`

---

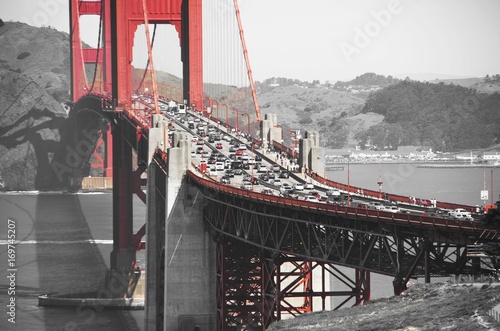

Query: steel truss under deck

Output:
[215, 237, 371, 330]
[188, 176, 500, 329]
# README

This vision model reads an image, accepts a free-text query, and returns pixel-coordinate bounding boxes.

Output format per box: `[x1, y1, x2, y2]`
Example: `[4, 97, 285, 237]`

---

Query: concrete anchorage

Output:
[145, 125, 216, 331]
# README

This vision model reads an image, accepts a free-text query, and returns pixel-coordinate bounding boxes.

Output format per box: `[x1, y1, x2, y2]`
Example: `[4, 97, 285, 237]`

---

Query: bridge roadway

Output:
[98, 94, 500, 330]
[164, 101, 487, 219]
[66, 93, 500, 330]
[151, 101, 500, 277]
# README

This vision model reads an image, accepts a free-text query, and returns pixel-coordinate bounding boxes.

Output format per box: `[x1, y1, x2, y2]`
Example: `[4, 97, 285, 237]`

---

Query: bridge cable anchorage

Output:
[140, 0, 160, 115]
[233, 0, 261, 122]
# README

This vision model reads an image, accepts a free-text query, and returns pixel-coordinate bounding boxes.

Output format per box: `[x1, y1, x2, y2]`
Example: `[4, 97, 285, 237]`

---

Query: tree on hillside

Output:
[357, 81, 500, 151]
[334, 73, 400, 89]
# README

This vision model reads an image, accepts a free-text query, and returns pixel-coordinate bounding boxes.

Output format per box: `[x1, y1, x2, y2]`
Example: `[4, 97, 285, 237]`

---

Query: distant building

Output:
[483, 153, 500, 161]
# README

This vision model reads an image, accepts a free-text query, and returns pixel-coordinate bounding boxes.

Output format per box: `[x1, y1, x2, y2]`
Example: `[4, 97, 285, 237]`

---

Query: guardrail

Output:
[307, 170, 478, 213]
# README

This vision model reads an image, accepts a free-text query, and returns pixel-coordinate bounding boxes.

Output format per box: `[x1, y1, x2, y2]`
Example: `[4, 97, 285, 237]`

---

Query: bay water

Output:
[0, 165, 498, 329]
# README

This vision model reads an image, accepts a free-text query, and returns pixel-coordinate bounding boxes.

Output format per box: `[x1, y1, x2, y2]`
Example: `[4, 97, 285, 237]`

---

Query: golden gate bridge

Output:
[42, 0, 500, 330]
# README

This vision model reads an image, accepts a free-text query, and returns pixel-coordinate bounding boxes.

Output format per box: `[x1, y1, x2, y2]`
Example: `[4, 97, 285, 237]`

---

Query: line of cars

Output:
[188, 120, 478, 220]
[362, 200, 474, 220]
[186, 121, 472, 219]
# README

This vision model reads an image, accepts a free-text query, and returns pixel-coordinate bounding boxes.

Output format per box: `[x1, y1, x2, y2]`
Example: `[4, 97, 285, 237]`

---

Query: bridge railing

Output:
[307, 171, 478, 213]
[186, 170, 497, 237]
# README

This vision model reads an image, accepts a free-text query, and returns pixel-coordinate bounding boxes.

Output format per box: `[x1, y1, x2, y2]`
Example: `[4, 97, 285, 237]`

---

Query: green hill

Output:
[357, 80, 500, 151]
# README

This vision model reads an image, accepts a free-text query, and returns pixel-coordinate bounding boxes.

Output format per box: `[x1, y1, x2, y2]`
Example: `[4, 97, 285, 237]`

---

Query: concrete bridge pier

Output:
[299, 130, 324, 175]
[145, 132, 216, 331]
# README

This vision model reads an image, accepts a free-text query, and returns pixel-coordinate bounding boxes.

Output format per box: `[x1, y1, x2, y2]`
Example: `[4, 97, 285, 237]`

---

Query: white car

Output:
[449, 208, 472, 220]
[304, 183, 314, 189]
[368, 202, 385, 210]
[257, 165, 267, 173]
[272, 179, 282, 187]
[304, 195, 320, 203]
[280, 183, 293, 194]
[326, 189, 340, 197]
[382, 206, 401, 213]
[293, 183, 304, 191]
[240, 181, 252, 190]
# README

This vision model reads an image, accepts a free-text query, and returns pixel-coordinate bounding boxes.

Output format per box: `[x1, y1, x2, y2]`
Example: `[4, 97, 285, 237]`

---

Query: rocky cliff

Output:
[0, 21, 70, 190]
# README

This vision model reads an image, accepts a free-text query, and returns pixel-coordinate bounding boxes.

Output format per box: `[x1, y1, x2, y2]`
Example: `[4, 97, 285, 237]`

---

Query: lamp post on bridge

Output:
[221, 103, 229, 128]
[230, 107, 239, 132]
[210, 99, 219, 123]
[491, 164, 499, 207]
[343, 154, 351, 207]
[251, 143, 255, 192]
[241, 112, 250, 136]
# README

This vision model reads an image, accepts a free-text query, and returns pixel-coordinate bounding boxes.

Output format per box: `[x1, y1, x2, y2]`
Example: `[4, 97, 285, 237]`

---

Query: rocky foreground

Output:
[268, 283, 500, 331]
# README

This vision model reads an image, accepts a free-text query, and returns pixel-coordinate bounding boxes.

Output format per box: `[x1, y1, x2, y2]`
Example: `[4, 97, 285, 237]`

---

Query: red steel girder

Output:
[191, 173, 499, 304]
[215, 236, 373, 330]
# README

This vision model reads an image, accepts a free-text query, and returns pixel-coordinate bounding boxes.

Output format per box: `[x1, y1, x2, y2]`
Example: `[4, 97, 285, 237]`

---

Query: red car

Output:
[235, 149, 244, 155]
[309, 191, 321, 200]
[215, 143, 223, 149]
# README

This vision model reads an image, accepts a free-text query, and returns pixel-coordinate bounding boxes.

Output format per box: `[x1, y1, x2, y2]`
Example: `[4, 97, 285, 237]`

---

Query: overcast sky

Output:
[3, 0, 500, 83]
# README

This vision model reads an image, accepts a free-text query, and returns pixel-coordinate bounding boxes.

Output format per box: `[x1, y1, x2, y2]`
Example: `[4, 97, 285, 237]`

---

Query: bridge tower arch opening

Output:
[108, 0, 203, 111]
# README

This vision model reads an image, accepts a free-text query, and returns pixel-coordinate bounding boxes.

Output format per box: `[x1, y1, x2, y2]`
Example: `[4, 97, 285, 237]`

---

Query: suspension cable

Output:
[88, 0, 104, 94]
[136, 24, 157, 93]
[233, 0, 262, 122]
[75, 0, 89, 91]
[141, 0, 159, 114]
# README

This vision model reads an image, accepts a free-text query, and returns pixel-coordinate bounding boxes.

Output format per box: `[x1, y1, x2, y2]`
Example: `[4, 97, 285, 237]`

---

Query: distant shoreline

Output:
[417, 164, 497, 169]
[326, 161, 498, 167]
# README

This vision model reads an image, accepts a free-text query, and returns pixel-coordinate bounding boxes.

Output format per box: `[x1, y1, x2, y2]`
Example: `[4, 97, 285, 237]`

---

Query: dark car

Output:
[255, 155, 262, 162]
[225, 169, 235, 177]
[279, 170, 289, 179]
[220, 176, 231, 184]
